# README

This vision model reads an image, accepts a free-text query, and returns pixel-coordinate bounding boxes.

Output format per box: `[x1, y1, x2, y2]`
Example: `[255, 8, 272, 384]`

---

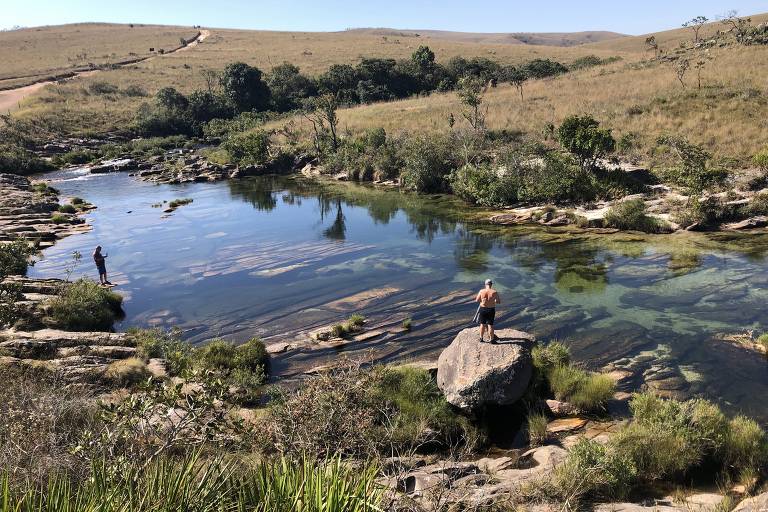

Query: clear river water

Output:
[30, 168, 768, 420]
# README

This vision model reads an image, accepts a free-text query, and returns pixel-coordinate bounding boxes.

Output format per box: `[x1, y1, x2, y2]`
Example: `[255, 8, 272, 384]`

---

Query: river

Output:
[29, 168, 768, 420]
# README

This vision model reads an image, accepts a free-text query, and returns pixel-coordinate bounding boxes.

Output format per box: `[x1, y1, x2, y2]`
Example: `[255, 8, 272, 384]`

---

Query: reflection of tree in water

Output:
[322, 199, 346, 241]
[453, 229, 495, 272]
[228, 178, 278, 211]
[503, 236, 610, 294]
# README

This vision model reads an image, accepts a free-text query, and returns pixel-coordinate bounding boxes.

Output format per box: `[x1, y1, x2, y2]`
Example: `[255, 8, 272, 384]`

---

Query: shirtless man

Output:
[476, 279, 501, 343]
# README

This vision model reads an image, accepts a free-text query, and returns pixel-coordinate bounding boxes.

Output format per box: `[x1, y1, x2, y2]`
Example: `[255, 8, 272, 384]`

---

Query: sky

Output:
[2, 0, 767, 34]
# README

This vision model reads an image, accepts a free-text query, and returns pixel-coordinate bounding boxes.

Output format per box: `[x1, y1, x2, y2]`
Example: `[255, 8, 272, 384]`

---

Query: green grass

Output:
[402, 317, 412, 331]
[604, 198, 667, 233]
[104, 357, 151, 387]
[46, 278, 123, 331]
[527, 413, 549, 446]
[193, 337, 269, 403]
[58, 204, 77, 214]
[0, 452, 385, 512]
[50, 213, 69, 224]
[548, 365, 615, 412]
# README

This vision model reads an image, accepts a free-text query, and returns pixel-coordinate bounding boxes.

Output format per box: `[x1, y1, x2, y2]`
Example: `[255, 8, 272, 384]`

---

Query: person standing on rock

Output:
[475, 279, 500, 343]
[93, 246, 111, 286]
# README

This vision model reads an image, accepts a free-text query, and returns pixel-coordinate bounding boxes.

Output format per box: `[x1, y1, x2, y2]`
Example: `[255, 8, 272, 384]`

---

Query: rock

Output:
[734, 492, 768, 512]
[545, 399, 580, 416]
[544, 215, 570, 226]
[89, 158, 138, 173]
[436, 328, 535, 412]
[594, 503, 685, 512]
[725, 216, 768, 230]
[546, 417, 588, 433]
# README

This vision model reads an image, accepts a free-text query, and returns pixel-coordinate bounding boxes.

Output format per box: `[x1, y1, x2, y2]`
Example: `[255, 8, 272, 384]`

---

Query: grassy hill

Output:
[5, 14, 768, 162]
[0, 23, 200, 90]
[343, 28, 627, 46]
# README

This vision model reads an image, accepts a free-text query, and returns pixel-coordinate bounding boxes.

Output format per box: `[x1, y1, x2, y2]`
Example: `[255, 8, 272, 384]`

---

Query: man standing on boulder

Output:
[475, 279, 500, 343]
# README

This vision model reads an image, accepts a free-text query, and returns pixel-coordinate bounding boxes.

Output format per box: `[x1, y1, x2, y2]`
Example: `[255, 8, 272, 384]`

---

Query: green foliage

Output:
[753, 148, 768, 171]
[58, 204, 77, 214]
[604, 198, 665, 233]
[131, 327, 192, 376]
[546, 365, 615, 412]
[371, 366, 480, 450]
[88, 81, 119, 95]
[104, 358, 151, 388]
[220, 62, 271, 112]
[266, 62, 316, 111]
[52, 149, 102, 167]
[399, 134, 456, 193]
[527, 413, 549, 446]
[557, 115, 616, 171]
[532, 342, 571, 375]
[725, 415, 768, 474]
[656, 136, 729, 193]
[569, 55, 621, 71]
[449, 163, 518, 207]
[402, 317, 412, 331]
[523, 58, 568, 79]
[747, 192, 768, 216]
[51, 213, 68, 224]
[548, 438, 637, 504]
[0, 144, 55, 175]
[46, 278, 123, 331]
[0, 453, 384, 512]
[194, 337, 269, 403]
[0, 240, 35, 327]
[221, 130, 272, 165]
[168, 197, 193, 208]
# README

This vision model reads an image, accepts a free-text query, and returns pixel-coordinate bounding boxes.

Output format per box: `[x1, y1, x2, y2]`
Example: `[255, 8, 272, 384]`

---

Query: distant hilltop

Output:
[342, 27, 628, 47]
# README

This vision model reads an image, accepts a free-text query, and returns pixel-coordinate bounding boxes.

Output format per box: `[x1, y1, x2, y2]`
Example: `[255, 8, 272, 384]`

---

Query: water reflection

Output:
[27, 171, 768, 421]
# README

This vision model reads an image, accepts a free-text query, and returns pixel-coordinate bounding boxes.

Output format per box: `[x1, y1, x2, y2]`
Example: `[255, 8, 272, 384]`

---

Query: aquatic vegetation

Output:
[168, 197, 193, 208]
[46, 278, 123, 331]
[402, 317, 412, 331]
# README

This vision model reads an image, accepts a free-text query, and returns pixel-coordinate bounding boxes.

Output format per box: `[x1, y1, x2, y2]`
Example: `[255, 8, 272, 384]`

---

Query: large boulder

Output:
[733, 492, 768, 512]
[437, 328, 535, 413]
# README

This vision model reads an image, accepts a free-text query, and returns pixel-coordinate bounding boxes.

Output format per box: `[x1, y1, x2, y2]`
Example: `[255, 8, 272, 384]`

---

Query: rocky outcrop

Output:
[0, 174, 90, 248]
[436, 328, 535, 413]
[733, 492, 768, 512]
[725, 216, 768, 230]
[0, 328, 155, 385]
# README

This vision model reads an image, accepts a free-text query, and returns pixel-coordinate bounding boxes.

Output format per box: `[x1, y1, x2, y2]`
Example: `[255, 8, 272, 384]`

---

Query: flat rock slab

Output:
[547, 417, 588, 433]
[437, 328, 535, 413]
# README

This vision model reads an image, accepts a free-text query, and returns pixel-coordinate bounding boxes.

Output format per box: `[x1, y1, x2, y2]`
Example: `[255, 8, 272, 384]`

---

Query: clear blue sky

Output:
[3, 0, 767, 34]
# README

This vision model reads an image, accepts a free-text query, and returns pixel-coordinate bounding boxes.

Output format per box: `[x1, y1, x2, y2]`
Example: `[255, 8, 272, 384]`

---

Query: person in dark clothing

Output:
[475, 278, 500, 343]
[93, 246, 111, 285]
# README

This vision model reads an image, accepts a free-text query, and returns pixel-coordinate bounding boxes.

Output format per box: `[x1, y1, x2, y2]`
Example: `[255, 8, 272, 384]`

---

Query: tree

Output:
[457, 77, 487, 132]
[219, 62, 270, 112]
[682, 16, 709, 44]
[411, 45, 436, 72]
[0, 240, 35, 327]
[719, 10, 753, 43]
[266, 62, 316, 112]
[693, 53, 712, 89]
[304, 93, 339, 153]
[155, 87, 188, 111]
[557, 115, 616, 171]
[675, 58, 690, 88]
[523, 59, 568, 79]
[645, 36, 660, 58]
[200, 68, 220, 93]
[507, 67, 528, 101]
[317, 64, 359, 103]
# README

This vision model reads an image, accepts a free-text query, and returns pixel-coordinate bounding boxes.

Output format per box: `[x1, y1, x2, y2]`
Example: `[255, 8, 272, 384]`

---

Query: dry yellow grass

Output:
[0, 23, 200, 88]
[7, 15, 768, 161]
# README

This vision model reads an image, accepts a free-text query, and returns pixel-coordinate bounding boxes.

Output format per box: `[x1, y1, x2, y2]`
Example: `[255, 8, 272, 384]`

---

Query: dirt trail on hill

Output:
[0, 30, 211, 114]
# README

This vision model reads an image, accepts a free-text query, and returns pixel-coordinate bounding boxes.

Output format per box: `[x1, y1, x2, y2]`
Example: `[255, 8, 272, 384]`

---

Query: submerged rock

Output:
[436, 328, 535, 413]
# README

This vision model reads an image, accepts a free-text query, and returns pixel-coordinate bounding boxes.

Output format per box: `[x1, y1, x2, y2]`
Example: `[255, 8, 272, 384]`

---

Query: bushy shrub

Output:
[131, 327, 192, 376]
[88, 81, 119, 95]
[725, 415, 768, 474]
[58, 204, 77, 214]
[753, 148, 768, 172]
[104, 358, 151, 387]
[557, 115, 615, 171]
[0, 365, 96, 484]
[0, 144, 55, 175]
[399, 134, 456, 193]
[449, 163, 519, 207]
[527, 413, 549, 446]
[46, 279, 123, 331]
[370, 366, 481, 450]
[260, 362, 478, 458]
[656, 136, 729, 193]
[546, 365, 615, 412]
[547, 438, 637, 504]
[0, 239, 34, 277]
[221, 130, 272, 165]
[747, 192, 768, 216]
[195, 337, 269, 403]
[53, 149, 101, 167]
[604, 198, 666, 233]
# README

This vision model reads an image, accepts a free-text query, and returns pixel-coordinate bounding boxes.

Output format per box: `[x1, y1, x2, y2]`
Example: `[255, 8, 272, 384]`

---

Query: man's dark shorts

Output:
[478, 306, 496, 326]
[96, 262, 106, 274]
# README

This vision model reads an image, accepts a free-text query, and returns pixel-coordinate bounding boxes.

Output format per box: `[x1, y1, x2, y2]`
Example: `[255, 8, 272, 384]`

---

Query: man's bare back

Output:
[476, 288, 500, 308]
